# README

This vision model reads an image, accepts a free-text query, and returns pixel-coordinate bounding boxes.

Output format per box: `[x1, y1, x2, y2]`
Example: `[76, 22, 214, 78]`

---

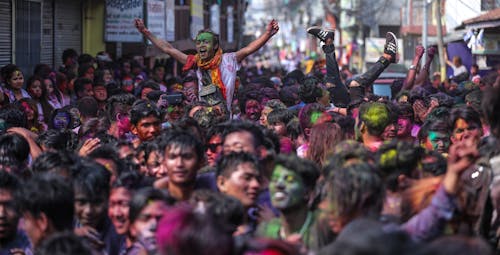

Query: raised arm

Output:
[134, 18, 188, 64]
[402, 45, 424, 91]
[414, 46, 437, 87]
[443, 49, 453, 67]
[235, 19, 279, 63]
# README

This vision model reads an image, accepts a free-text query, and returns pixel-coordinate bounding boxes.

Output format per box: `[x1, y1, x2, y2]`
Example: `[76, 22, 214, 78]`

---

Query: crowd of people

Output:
[0, 18, 499, 255]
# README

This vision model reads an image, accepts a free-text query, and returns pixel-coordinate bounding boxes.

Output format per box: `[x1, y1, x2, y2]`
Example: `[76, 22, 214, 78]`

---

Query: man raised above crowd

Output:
[134, 18, 279, 115]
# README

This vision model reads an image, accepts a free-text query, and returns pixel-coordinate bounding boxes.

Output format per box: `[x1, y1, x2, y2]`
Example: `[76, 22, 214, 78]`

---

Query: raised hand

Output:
[443, 136, 480, 194]
[134, 18, 150, 35]
[266, 19, 279, 37]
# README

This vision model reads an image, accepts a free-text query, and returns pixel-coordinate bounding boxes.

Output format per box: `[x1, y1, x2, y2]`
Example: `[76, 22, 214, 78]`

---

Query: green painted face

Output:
[425, 131, 450, 154]
[269, 165, 306, 210]
[195, 32, 216, 61]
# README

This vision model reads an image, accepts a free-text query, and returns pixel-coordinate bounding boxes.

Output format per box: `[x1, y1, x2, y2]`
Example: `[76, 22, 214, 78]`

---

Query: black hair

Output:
[171, 117, 205, 144]
[420, 235, 493, 255]
[222, 120, 265, 150]
[61, 48, 78, 63]
[267, 109, 295, 126]
[139, 81, 160, 94]
[128, 187, 173, 223]
[0, 105, 27, 129]
[284, 69, 305, 86]
[286, 118, 302, 141]
[482, 86, 500, 138]
[320, 218, 417, 255]
[206, 123, 226, 141]
[76, 96, 99, 119]
[106, 93, 136, 121]
[324, 140, 372, 177]
[37, 231, 92, 255]
[77, 63, 95, 78]
[73, 77, 93, 97]
[87, 144, 123, 175]
[31, 151, 81, 178]
[37, 129, 78, 151]
[112, 170, 149, 190]
[0, 133, 30, 174]
[298, 76, 323, 103]
[326, 163, 384, 228]
[71, 161, 111, 199]
[216, 152, 260, 178]
[417, 120, 451, 143]
[129, 99, 162, 125]
[0, 64, 22, 89]
[376, 140, 425, 192]
[397, 102, 414, 122]
[20, 173, 75, 232]
[78, 54, 95, 66]
[189, 190, 244, 234]
[0, 170, 21, 202]
[279, 86, 300, 107]
[449, 106, 482, 131]
[158, 131, 204, 163]
[273, 155, 320, 191]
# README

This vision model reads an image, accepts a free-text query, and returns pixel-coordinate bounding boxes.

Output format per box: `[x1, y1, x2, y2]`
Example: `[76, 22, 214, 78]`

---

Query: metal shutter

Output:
[41, 0, 54, 67]
[0, 0, 12, 66]
[15, 0, 42, 76]
[54, 0, 82, 68]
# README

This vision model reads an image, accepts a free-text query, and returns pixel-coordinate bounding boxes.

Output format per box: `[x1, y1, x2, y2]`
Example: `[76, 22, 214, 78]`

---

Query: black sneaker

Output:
[307, 26, 335, 43]
[384, 32, 398, 63]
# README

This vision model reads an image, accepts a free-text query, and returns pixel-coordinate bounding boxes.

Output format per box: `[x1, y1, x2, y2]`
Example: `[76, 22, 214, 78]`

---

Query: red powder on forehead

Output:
[21, 101, 31, 110]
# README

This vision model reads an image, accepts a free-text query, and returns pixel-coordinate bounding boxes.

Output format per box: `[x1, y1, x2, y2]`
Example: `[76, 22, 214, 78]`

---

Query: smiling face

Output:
[195, 32, 217, 62]
[397, 117, 412, 138]
[244, 100, 262, 121]
[165, 145, 200, 186]
[108, 187, 131, 235]
[8, 70, 24, 90]
[269, 165, 306, 210]
[74, 189, 107, 229]
[217, 162, 261, 208]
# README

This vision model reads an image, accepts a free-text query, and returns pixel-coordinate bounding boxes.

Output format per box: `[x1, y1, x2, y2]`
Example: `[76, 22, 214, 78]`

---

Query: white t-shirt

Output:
[195, 52, 241, 115]
[451, 65, 467, 77]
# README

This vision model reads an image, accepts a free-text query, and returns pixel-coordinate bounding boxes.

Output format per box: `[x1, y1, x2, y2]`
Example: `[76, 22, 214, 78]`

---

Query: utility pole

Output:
[422, 0, 429, 64]
[435, 0, 446, 82]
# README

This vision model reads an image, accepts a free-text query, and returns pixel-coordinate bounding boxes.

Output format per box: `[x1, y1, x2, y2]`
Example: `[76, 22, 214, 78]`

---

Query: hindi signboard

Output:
[105, 0, 144, 42]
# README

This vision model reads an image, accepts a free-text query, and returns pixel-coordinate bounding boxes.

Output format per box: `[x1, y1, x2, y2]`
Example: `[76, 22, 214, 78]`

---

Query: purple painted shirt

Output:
[384, 184, 456, 242]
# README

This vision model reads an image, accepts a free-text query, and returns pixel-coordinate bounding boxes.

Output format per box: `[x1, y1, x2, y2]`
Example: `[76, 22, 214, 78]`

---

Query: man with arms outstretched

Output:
[135, 18, 279, 116]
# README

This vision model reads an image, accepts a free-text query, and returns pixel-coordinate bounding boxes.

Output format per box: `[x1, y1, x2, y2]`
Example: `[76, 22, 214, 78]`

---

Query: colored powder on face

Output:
[196, 32, 214, 43]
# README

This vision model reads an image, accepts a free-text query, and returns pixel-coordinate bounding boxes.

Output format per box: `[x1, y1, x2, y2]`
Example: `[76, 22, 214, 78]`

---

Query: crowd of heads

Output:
[0, 44, 499, 255]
